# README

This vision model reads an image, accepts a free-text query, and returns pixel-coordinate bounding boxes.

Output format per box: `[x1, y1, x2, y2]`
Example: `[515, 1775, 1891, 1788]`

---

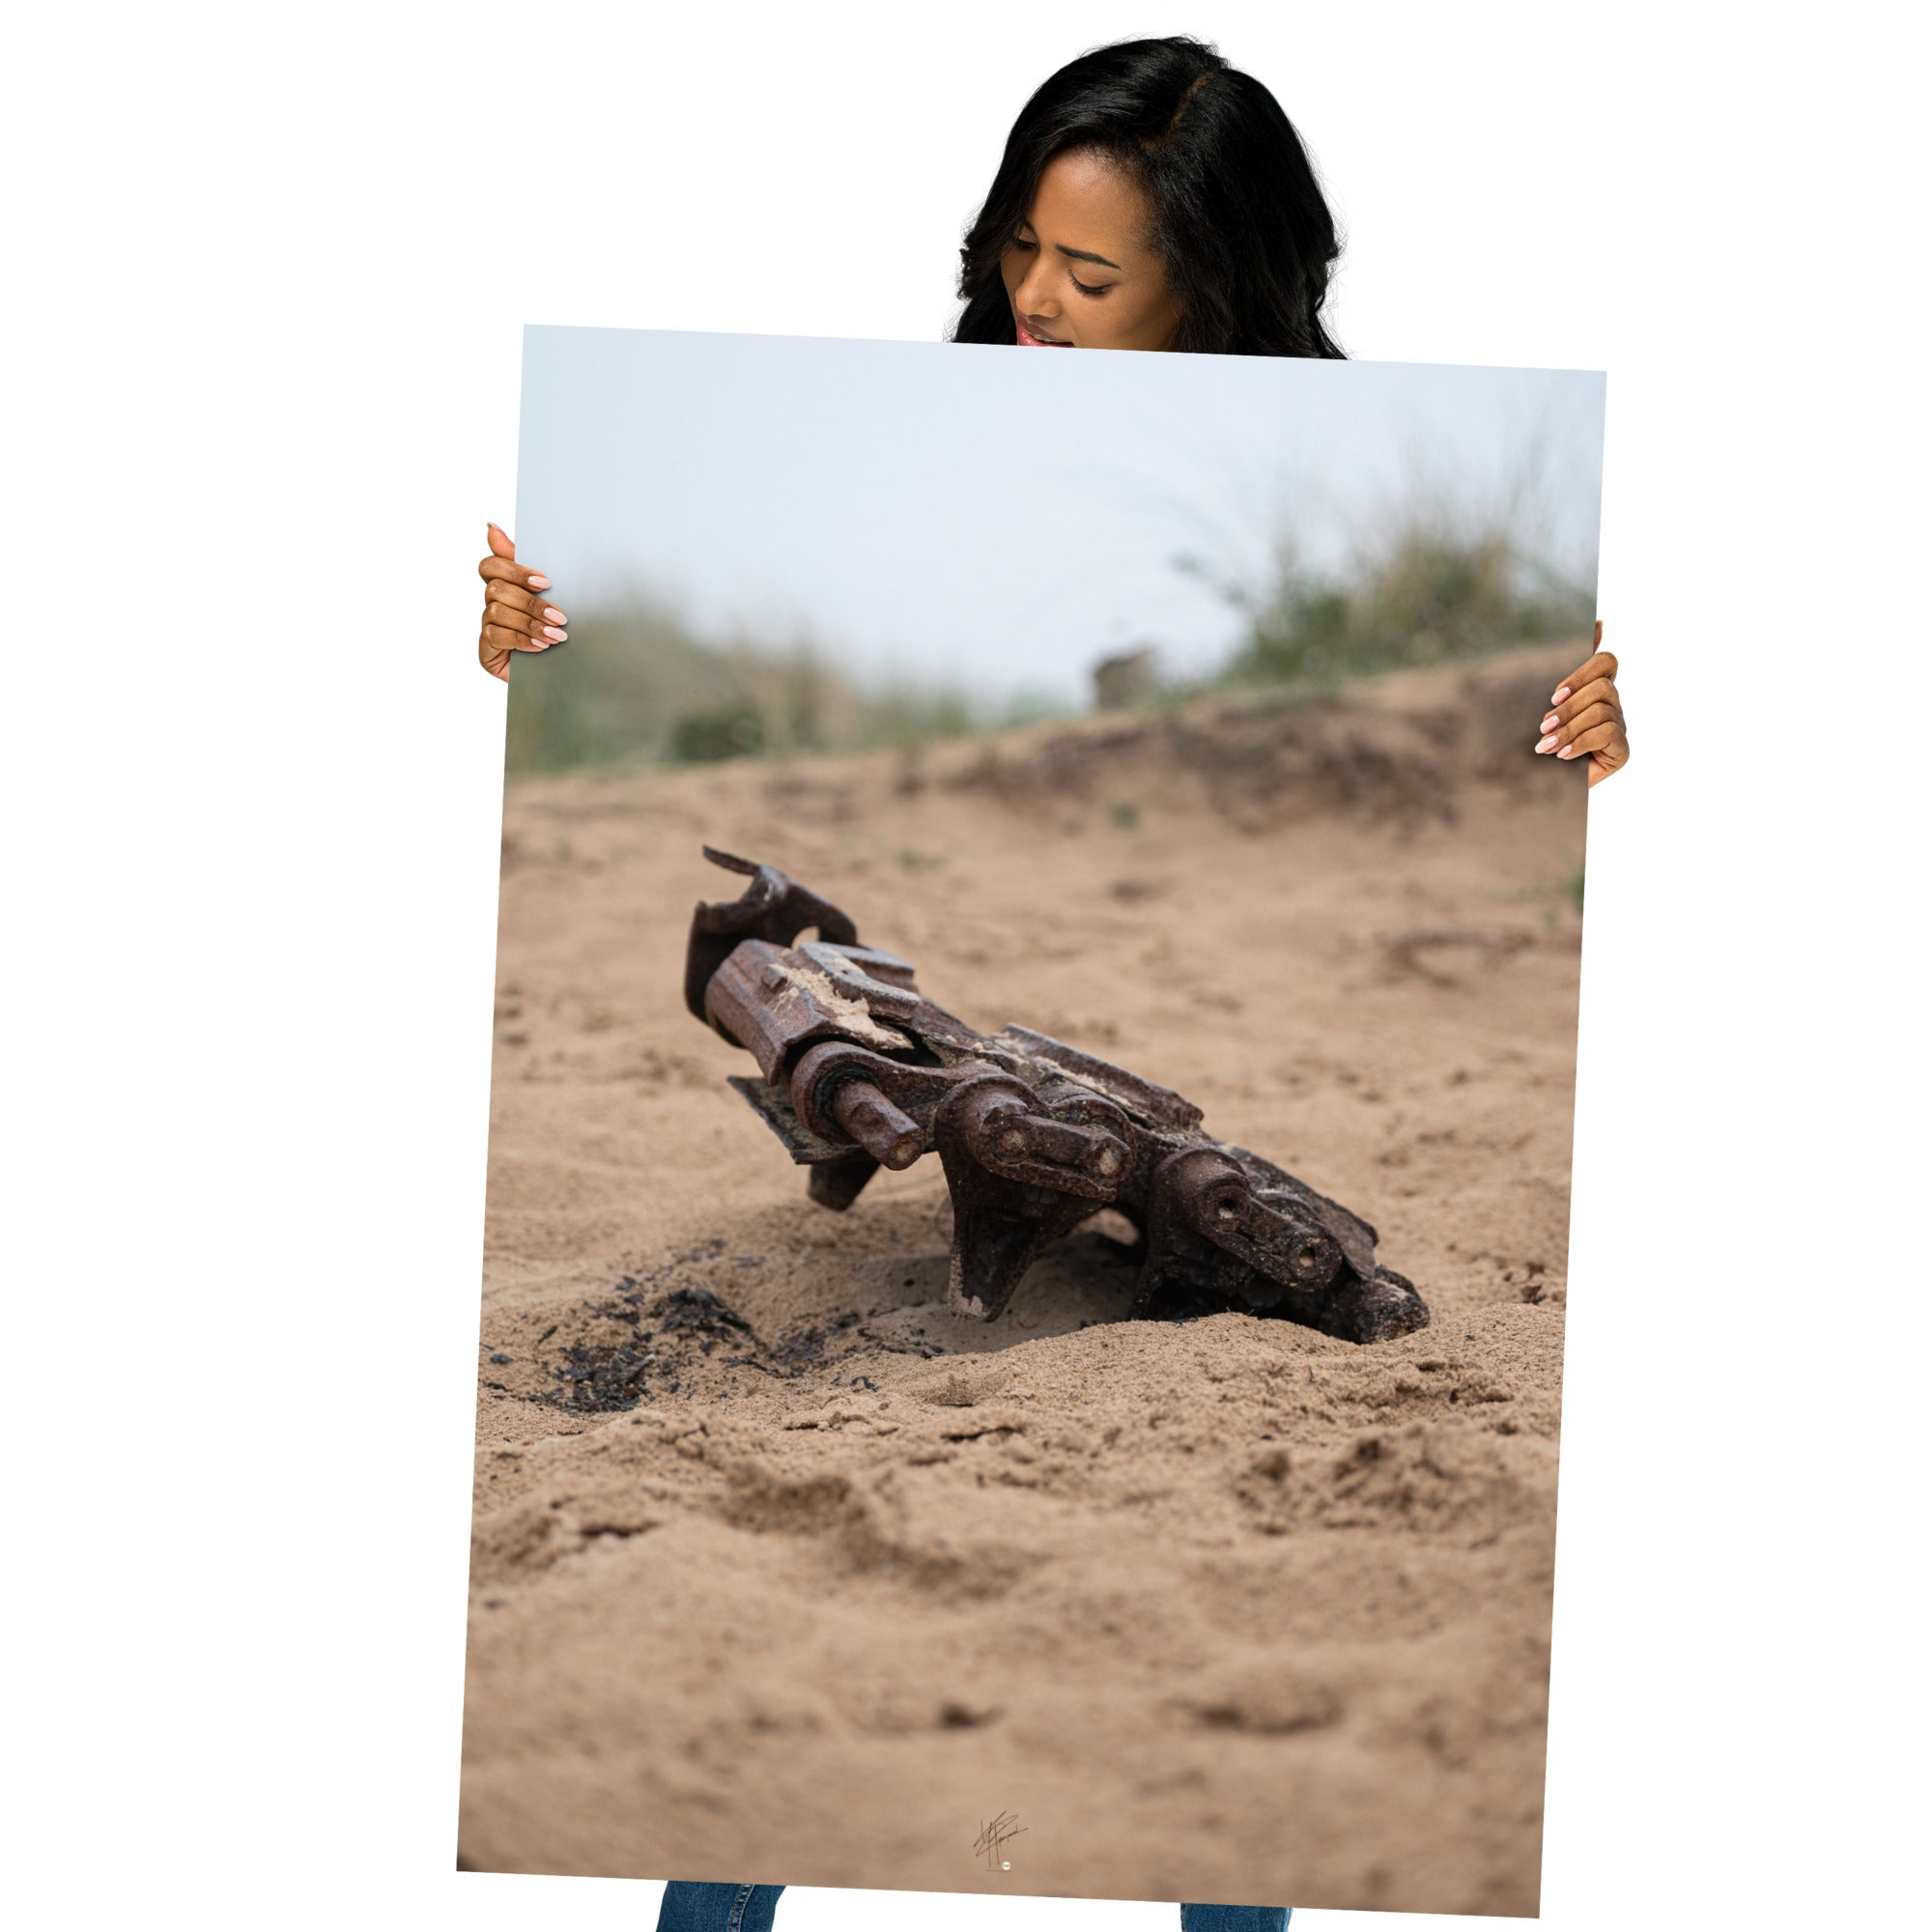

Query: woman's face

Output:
[1000, 148, 1182, 351]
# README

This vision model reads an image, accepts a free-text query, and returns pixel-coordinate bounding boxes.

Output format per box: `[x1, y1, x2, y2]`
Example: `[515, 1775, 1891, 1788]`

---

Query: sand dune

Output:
[461, 644, 1588, 1917]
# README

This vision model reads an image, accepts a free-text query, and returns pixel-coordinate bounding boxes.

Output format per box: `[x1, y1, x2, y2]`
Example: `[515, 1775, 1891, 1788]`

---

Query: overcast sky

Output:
[516, 326, 1605, 707]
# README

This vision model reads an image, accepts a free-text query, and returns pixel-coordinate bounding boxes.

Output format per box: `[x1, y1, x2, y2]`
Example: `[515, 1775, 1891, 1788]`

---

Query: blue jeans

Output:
[655, 1882, 1289, 1931]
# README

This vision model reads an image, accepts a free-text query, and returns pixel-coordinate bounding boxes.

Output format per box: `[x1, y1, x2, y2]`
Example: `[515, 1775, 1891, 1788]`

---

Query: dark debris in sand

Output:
[531, 1265, 944, 1416]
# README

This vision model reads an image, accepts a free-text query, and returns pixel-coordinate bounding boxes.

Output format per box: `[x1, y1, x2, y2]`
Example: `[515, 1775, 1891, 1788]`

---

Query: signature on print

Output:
[973, 1810, 1027, 1871]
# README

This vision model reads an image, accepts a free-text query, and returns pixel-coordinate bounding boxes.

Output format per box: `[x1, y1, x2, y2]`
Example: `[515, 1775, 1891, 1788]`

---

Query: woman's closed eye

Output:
[1012, 230, 1113, 295]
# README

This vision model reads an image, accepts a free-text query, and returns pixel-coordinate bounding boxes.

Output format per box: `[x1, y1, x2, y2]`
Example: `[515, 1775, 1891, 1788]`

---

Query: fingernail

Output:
[529, 640, 550, 651]
[1550, 687, 1571, 705]
[1556, 744, 1577, 758]
[487, 522, 503, 535]
[1535, 733, 1559, 753]
[1540, 713, 1558, 732]
[543, 608, 565, 623]
[528, 574, 551, 589]
[543, 626, 566, 641]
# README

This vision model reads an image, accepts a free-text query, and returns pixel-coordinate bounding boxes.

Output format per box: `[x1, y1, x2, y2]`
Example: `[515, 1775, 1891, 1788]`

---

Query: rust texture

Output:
[686, 847, 1430, 1344]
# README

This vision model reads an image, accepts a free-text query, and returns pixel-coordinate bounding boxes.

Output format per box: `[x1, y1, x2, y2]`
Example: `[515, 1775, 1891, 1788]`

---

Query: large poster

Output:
[462, 327, 1604, 1917]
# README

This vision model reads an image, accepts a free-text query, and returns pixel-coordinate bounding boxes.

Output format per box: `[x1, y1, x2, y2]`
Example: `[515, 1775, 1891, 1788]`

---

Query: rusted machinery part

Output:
[682, 850, 1431, 1343]
[789, 1045, 1136, 1193]
[787, 1039, 982, 1148]
[793, 939, 923, 1019]
[824, 1081, 923, 1171]
[1315, 1266, 1431, 1345]
[934, 1074, 1119, 1321]
[942, 1073, 1132, 1200]
[994, 1025, 1204, 1130]
[808, 1151, 882, 1210]
[1143, 1146, 1347, 1297]
[684, 845, 863, 1022]
[705, 940, 916, 1080]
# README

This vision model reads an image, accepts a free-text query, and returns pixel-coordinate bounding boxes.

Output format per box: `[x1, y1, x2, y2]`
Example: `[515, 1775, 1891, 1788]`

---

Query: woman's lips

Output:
[1015, 314, 1070, 346]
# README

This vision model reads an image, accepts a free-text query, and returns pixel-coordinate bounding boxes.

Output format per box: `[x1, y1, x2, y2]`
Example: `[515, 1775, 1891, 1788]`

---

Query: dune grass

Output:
[1182, 504, 1596, 696]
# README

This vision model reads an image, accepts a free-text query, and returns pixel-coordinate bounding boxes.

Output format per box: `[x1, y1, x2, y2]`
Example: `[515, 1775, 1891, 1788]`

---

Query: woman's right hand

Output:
[477, 523, 567, 681]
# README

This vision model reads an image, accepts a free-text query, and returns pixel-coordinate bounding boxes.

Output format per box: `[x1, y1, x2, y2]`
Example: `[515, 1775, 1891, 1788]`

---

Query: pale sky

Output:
[516, 326, 1605, 708]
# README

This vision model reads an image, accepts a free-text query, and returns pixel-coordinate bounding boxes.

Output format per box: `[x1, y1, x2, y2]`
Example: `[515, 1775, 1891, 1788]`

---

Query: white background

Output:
[5, 4, 1924, 1930]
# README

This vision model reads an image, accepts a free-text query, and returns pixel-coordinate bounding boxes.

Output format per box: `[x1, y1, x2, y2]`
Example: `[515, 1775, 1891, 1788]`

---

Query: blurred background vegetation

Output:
[1179, 493, 1596, 691]
[505, 498, 1594, 777]
[504, 592, 1065, 775]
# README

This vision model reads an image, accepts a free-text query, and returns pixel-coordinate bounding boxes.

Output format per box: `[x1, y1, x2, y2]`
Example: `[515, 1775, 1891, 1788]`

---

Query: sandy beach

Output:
[460, 644, 1588, 1917]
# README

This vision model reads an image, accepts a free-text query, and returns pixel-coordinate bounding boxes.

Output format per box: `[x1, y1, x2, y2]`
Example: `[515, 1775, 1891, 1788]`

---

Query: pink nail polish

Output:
[1556, 744, 1576, 758]
[1550, 687, 1570, 705]
[543, 608, 564, 623]
[528, 575, 551, 589]
[1540, 714, 1558, 732]
[1536, 733, 1559, 753]
[543, 626, 566, 641]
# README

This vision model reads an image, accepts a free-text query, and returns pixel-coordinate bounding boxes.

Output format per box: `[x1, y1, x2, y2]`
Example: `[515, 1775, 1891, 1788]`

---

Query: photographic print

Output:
[461, 327, 1605, 1917]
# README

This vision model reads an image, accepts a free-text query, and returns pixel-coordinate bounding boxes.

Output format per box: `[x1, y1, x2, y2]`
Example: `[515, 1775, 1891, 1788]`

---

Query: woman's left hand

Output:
[1535, 621, 1629, 786]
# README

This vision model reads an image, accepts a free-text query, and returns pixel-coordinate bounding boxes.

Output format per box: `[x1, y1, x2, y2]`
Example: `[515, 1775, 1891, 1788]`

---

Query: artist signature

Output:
[973, 1809, 1027, 1870]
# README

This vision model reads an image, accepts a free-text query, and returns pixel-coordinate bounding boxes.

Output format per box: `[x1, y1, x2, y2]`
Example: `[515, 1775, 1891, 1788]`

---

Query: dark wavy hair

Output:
[952, 37, 1345, 359]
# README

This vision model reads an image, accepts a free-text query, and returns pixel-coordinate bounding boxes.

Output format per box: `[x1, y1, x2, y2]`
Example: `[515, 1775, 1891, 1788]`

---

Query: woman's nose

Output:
[1014, 259, 1060, 319]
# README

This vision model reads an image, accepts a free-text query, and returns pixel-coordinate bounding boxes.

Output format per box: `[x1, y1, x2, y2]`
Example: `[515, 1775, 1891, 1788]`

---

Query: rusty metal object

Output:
[686, 847, 1429, 1344]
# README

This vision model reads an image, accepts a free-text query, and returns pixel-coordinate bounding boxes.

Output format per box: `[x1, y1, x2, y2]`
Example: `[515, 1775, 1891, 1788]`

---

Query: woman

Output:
[476, 37, 1626, 781]
[478, 37, 1625, 1932]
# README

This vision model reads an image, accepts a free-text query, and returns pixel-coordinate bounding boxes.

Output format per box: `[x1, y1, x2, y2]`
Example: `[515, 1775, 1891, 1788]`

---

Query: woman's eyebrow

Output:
[1057, 243, 1122, 270]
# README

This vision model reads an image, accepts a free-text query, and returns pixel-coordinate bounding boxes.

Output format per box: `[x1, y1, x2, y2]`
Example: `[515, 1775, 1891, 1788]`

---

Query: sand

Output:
[459, 645, 1589, 1918]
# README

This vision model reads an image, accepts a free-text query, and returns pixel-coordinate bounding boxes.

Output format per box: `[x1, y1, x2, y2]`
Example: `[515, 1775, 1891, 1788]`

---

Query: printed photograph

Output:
[460, 325, 1605, 1917]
